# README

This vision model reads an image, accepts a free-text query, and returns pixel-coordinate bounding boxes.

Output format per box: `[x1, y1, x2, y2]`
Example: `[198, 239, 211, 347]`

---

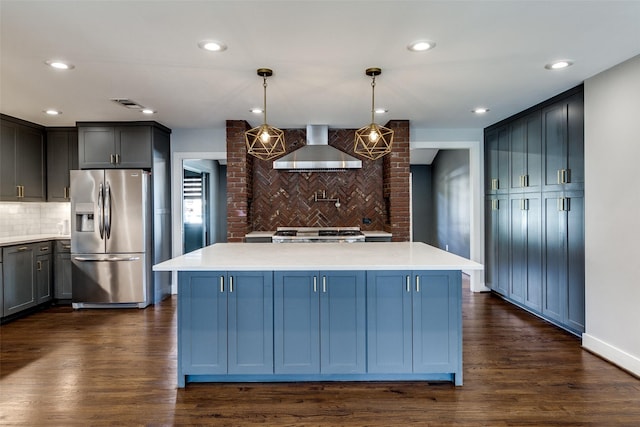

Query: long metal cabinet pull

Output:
[313, 276, 317, 293]
[229, 276, 234, 293]
[17, 246, 28, 252]
[98, 183, 104, 239]
[416, 276, 420, 292]
[322, 276, 327, 293]
[37, 261, 42, 271]
[220, 276, 224, 293]
[406, 275, 410, 293]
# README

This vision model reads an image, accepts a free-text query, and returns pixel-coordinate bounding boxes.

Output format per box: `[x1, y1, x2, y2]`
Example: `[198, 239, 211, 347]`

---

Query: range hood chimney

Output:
[272, 125, 362, 171]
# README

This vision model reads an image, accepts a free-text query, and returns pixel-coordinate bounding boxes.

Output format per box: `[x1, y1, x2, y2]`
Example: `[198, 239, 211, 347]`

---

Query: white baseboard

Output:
[582, 333, 640, 378]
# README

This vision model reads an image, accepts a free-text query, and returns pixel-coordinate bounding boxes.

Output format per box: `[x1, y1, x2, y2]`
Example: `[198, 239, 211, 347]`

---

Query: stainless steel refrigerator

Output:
[70, 169, 152, 308]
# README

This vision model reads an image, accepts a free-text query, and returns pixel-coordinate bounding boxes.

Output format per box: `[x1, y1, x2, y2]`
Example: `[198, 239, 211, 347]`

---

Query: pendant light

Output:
[354, 67, 394, 160]
[245, 68, 286, 160]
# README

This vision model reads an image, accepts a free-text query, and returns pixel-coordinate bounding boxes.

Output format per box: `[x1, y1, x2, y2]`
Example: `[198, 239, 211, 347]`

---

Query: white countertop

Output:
[0, 234, 70, 247]
[153, 242, 483, 272]
[245, 230, 393, 238]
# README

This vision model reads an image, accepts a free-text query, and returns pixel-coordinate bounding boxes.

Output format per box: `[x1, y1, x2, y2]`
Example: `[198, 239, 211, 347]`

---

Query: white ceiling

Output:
[2, 0, 640, 136]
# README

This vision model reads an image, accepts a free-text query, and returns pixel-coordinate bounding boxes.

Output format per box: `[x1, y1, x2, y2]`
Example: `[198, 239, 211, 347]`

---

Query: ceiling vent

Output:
[110, 98, 145, 109]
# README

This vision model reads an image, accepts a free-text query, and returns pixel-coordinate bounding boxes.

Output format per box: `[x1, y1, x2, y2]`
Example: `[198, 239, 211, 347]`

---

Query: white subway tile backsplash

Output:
[0, 202, 71, 237]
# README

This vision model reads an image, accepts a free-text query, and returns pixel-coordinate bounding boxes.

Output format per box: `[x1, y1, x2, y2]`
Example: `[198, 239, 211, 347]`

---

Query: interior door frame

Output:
[411, 140, 488, 293]
[171, 151, 226, 293]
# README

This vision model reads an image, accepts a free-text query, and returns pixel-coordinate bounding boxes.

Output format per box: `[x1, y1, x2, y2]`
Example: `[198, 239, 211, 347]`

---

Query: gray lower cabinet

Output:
[542, 191, 585, 334]
[54, 240, 72, 300]
[2, 242, 53, 319]
[2, 244, 37, 316]
[36, 243, 53, 304]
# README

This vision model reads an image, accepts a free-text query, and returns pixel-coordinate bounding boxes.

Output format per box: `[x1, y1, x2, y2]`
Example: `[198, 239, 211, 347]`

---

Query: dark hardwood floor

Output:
[1, 279, 639, 426]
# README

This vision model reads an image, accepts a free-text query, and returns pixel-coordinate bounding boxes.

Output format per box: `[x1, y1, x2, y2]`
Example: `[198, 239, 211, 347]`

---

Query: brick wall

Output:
[383, 120, 410, 242]
[226, 120, 410, 242]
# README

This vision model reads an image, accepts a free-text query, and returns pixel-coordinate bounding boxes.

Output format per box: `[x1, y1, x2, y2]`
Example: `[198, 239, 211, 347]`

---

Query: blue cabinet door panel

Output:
[366, 271, 412, 373]
[413, 272, 460, 373]
[274, 271, 320, 374]
[320, 271, 366, 374]
[228, 271, 273, 374]
[179, 272, 227, 374]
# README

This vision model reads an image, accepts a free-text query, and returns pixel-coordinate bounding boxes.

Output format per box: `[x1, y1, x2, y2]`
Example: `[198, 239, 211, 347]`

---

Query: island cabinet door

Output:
[227, 271, 274, 375]
[178, 271, 227, 375]
[274, 271, 320, 374]
[412, 271, 461, 376]
[366, 271, 413, 373]
[319, 271, 366, 374]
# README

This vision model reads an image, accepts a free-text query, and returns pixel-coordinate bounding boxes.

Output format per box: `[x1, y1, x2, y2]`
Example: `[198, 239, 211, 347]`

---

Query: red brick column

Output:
[226, 120, 252, 242]
[383, 120, 410, 242]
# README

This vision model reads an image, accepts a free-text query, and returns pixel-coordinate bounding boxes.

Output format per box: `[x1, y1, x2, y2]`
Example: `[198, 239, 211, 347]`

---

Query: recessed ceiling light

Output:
[250, 108, 263, 114]
[374, 108, 388, 114]
[407, 40, 436, 52]
[44, 109, 62, 115]
[141, 109, 155, 115]
[45, 60, 75, 70]
[472, 107, 489, 114]
[545, 60, 573, 70]
[198, 40, 227, 52]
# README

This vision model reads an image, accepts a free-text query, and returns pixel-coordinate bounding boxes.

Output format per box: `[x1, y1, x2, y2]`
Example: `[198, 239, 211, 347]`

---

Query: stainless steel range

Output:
[272, 227, 365, 243]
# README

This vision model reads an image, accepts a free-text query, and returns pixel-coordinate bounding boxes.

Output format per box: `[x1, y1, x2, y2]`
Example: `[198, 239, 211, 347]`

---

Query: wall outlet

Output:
[362, 217, 372, 224]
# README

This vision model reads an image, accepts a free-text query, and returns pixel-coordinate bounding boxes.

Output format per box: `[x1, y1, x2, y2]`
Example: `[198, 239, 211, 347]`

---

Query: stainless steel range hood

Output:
[273, 125, 362, 171]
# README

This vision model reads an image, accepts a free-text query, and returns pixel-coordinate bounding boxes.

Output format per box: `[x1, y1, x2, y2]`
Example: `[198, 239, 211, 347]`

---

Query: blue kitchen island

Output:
[153, 242, 483, 387]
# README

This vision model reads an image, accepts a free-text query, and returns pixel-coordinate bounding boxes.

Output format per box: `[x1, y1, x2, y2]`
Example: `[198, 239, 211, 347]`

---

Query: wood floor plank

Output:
[1, 278, 639, 426]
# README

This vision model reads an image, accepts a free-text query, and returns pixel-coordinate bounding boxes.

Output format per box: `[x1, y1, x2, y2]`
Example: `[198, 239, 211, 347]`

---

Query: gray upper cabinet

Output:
[542, 92, 584, 191]
[509, 112, 542, 192]
[77, 122, 169, 169]
[0, 115, 46, 201]
[47, 128, 78, 201]
[484, 125, 509, 194]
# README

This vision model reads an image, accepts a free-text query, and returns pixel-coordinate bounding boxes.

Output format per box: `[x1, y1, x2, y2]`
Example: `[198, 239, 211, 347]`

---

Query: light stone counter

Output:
[0, 234, 70, 247]
[154, 241, 482, 272]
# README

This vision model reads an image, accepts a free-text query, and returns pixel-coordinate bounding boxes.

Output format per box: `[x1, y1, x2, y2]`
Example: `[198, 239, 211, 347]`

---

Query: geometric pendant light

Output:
[245, 68, 286, 160]
[354, 67, 394, 160]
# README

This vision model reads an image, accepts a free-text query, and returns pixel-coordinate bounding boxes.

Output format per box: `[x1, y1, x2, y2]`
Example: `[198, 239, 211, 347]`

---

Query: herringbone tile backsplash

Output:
[250, 129, 386, 230]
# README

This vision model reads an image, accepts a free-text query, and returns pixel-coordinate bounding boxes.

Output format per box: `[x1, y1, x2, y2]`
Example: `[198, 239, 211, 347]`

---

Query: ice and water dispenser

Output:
[74, 203, 95, 232]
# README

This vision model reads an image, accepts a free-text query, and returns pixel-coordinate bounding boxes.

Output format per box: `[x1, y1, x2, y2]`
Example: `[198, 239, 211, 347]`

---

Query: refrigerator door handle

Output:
[98, 183, 105, 239]
[73, 256, 141, 262]
[104, 182, 112, 239]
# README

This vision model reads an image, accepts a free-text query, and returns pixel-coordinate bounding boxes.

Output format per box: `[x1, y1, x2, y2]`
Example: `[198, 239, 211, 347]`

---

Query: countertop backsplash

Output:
[0, 202, 71, 238]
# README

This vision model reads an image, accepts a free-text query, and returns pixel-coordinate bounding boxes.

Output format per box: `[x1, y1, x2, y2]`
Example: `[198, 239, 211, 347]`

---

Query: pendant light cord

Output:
[263, 76, 268, 125]
[370, 75, 376, 124]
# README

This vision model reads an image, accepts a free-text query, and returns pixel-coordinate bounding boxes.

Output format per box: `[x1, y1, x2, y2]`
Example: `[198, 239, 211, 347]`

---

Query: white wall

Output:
[583, 54, 640, 376]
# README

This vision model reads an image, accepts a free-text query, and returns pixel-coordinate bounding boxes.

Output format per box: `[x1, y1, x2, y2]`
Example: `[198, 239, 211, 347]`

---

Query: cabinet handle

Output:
[229, 276, 233, 293]
[523, 174, 529, 187]
[313, 276, 317, 293]
[17, 246, 28, 252]
[520, 199, 529, 211]
[16, 185, 25, 198]
[115, 154, 121, 164]
[491, 178, 499, 190]
[220, 276, 224, 293]
[16, 186, 21, 198]
[322, 276, 327, 293]
[557, 197, 570, 212]
[110, 154, 115, 164]
[64, 187, 69, 199]
[406, 275, 410, 293]
[563, 169, 569, 184]
[416, 276, 420, 293]
[37, 260, 42, 271]
[491, 199, 499, 211]
[40, 246, 49, 252]
[62, 245, 71, 250]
